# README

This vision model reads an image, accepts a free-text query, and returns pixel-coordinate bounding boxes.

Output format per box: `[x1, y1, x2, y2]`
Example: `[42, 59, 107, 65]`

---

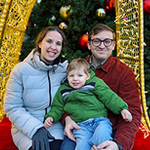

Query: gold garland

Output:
[0, 0, 37, 122]
[115, 0, 150, 134]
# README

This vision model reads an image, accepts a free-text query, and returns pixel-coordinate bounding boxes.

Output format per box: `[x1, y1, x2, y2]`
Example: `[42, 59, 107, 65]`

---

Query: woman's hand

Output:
[64, 116, 81, 142]
[91, 141, 119, 150]
[32, 127, 55, 150]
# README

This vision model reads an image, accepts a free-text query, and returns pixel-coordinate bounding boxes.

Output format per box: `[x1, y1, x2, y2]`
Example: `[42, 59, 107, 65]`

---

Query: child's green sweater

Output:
[46, 70, 128, 123]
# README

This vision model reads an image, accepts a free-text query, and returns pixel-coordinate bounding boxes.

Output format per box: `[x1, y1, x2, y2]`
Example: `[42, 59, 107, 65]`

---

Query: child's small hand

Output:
[121, 109, 132, 122]
[44, 117, 53, 129]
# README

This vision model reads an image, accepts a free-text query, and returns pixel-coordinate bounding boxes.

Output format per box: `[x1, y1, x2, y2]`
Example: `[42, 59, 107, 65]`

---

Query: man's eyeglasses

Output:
[90, 38, 114, 47]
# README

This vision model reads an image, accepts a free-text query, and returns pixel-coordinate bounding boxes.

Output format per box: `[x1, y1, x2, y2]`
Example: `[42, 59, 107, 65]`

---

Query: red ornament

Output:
[105, 0, 115, 13]
[26, 23, 29, 28]
[26, 20, 34, 28]
[144, 0, 150, 14]
[78, 33, 89, 50]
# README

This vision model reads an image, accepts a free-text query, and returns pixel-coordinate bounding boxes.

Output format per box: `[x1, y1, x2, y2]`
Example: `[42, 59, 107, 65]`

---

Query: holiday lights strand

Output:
[0, 0, 12, 122]
[0, 0, 11, 41]
[115, 0, 150, 133]
[0, 0, 37, 122]
[115, 0, 140, 60]
[138, 0, 150, 131]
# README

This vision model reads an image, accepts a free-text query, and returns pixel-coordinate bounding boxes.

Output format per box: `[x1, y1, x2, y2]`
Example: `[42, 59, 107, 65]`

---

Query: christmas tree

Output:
[21, 0, 150, 115]
[21, 0, 116, 61]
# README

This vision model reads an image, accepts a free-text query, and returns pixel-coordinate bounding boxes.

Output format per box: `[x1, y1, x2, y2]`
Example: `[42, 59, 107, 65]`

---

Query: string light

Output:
[115, 0, 150, 133]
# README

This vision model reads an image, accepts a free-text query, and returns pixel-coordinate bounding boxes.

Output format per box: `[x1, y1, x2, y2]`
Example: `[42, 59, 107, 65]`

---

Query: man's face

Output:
[88, 30, 116, 64]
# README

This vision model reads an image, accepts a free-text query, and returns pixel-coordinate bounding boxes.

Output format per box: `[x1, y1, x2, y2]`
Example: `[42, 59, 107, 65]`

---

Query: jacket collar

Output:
[99, 55, 113, 72]
[24, 49, 67, 71]
[87, 55, 113, 73]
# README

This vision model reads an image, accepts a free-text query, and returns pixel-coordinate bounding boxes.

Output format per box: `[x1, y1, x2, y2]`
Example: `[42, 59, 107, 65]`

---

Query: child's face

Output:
[67, 67, 90, 89]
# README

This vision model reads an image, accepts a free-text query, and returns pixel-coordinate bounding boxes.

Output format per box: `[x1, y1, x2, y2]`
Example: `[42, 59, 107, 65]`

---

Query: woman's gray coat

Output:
[4, 50, 68, 150]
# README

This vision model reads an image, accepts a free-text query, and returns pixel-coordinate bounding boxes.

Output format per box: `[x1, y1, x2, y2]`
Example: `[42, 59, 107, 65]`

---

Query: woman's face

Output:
[38, 31, 63, 63]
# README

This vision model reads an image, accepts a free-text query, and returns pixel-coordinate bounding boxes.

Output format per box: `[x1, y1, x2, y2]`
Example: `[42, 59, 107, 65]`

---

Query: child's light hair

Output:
[67, 58, 90, 75]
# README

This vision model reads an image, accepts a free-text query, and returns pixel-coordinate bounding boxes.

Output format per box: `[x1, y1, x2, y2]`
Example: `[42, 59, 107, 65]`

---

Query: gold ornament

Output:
[59, 22, 67, 30]
[59, 5, 72, 20]
[96, 8, 106, 19]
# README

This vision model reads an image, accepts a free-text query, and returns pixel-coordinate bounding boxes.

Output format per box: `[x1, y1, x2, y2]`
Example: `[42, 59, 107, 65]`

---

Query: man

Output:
[61, 24, 141, 150]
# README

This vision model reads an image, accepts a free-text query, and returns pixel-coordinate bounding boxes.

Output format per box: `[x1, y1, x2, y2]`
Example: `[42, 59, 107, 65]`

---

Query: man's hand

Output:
[64, 116, 81, 142]
[91, 140, 119, 150]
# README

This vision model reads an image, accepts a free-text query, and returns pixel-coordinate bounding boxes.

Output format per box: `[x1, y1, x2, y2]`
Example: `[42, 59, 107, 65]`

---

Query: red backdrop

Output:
[0, 116, 150, 150]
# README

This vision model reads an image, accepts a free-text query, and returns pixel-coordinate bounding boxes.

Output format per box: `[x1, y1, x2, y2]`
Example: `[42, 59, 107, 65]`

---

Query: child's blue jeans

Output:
[60, 117, 112, 150]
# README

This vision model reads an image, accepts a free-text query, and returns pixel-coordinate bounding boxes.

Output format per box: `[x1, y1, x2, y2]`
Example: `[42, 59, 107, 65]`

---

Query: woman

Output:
[4, 26, 68, 150]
